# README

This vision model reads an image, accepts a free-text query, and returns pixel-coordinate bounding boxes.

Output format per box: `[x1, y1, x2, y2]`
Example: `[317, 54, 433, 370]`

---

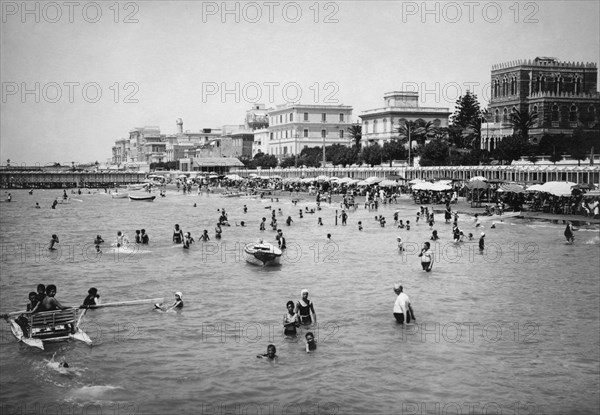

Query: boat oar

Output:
[81, 298, 164, 309]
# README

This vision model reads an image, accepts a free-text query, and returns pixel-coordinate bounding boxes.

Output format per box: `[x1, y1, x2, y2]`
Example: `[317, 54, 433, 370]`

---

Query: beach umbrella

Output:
[430, 182, 452, 191]
[356, 180, 370, 186]
[225, 174, 243, 181]
[316, 175, 329, 181]
[379, 179, 399, 187]
[412, 182, 433, 191]
[409, 178, 425, 185]
[497, 183, 525, 193]
[365, 176, 383, 184]
[469, 176, 487, 182]
[177, 174, 188, 179]
[526, 184, 545, 192]
[538, 181, 577, 196]
[466, 180, 490, 190]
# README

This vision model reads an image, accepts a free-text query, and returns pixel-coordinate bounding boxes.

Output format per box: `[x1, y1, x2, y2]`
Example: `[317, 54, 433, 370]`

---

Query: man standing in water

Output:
[393, 283, 415, 324]
[418, 242, 433, 272]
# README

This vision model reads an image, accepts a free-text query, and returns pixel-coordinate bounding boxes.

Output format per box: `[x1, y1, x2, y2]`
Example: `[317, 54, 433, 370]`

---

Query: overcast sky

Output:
[1, 0, 598, 165]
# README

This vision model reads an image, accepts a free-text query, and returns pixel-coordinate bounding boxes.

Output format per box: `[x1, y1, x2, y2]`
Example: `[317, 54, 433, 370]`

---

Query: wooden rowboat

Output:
[112, 192, 129, 199]
[129, 194, 156, 202]
[8, 308, 92, 350]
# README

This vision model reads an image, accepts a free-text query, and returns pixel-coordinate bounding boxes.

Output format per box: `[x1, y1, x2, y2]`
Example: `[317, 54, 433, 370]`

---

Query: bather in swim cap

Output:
[481, 232, 485, 236]
[393, 283, 401, 290]
[301, 289, 308, 296]
[175, 291, 182, 299]
[396, 236, 402, 241]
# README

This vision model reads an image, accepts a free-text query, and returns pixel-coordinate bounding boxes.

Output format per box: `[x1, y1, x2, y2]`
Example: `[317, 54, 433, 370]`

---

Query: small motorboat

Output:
[244, 241, 282, 266]
[8, 308, 92, 350]
[129, 194, 156, 202]
[112, 192, 129, 199]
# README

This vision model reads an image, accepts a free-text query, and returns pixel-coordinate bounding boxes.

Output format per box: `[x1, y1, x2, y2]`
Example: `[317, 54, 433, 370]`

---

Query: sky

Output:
[1, 0, 599, 166]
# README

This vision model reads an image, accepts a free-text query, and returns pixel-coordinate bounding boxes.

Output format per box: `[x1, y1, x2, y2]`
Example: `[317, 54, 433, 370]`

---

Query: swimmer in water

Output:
[468, 232, 473, 241]
[305, 332, 317, 353]
[35, 202, 40, 209]
[418, 242, 433, 272]
[564, 222, 575, 244]
[49, 234, 59, 250]
[199, 230, 210, 242]
[358, 221, 363, 231]
[173, 224, 184, 244]
[257, 344, 277, 360]
[431, 230, 439, 241]
[397, 236, 404, 252]
[115, 231, 129, 248]
[479, 232, 485, 252]
[94, 235, 104, 245]
[318, 217, 323, 226]
[183, 232, 195, 248]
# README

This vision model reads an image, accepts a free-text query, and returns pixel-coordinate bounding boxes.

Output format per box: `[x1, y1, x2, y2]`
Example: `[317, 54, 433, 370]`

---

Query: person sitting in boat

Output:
[94, 235, 104, 245]
[283, 301, 299, 336]
[183, 232, 195, 248]
[173, 224, 184, 244]
[295, 289, 317, 325]
[82, 288, 100, 307]
[32, 285, 70, 314]
[155, 292, 183, 311]
[114, 231, 129, 248]
[257, 344, 277, 360]
[49, 234, 59, 250]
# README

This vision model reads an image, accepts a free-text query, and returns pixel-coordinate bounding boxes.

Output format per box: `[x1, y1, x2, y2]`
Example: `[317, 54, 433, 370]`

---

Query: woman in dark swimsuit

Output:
[295, 289, 316, 325]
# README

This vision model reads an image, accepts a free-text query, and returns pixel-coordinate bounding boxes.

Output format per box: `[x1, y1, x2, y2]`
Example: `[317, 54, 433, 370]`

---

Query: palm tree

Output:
[347, 123, 362, 150]
[510, 109, 539, 141]
[397, 120, 425, 166]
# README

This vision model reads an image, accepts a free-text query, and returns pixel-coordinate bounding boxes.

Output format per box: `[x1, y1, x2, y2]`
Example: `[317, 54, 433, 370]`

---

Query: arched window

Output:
[551, 104, 560, 126]
[364, 121, 369, 134]
[502, 108, 508, 124]
[494, 109, 500, 123]
[382, 118, 387, 132]
[569, 105, 578, 125]
[373, 120, 378, 133]
[588, 105, 597, 127]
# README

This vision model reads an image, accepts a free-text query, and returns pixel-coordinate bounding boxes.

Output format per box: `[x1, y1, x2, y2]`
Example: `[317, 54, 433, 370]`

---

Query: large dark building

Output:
[483, 57, 599, 149]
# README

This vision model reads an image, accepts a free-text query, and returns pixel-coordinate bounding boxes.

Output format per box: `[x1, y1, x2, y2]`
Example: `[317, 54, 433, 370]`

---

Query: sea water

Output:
[0, 189, 599, 414]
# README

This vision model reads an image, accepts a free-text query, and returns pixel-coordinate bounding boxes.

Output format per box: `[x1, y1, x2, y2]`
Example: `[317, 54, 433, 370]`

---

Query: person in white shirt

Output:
[393, 283, 415, 324]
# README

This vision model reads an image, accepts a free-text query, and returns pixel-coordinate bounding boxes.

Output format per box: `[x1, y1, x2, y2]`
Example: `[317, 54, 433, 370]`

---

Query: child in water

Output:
[358, 221, 363, 231]
[257, 344, 277, 360]
[305, 332, 317, 353]
[183, 232, 195, 248]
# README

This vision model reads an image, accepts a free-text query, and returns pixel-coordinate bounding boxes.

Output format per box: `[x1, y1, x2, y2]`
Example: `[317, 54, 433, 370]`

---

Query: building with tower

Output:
[482, 57, 600, 151]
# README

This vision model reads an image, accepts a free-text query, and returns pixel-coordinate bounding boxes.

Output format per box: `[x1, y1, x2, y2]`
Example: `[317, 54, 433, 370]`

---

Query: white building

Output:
[266, 103, 354, 158]
[359, 91, 450, 147]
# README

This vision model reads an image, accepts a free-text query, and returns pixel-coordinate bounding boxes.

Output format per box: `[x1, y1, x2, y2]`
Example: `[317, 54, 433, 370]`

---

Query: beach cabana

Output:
[466, 180, 491, 207]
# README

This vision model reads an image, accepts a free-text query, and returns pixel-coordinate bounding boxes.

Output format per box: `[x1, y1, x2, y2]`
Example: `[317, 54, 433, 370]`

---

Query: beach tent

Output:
[466, 180, 490, 207]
